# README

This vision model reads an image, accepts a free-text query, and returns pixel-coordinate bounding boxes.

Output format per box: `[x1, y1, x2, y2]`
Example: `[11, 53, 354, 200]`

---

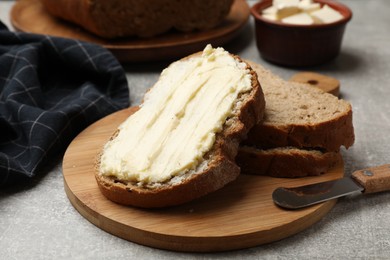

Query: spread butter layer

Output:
[99, 45, 252, 184]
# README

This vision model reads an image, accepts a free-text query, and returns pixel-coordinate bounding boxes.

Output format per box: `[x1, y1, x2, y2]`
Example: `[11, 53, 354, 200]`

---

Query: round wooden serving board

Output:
[63, 107, 344, 252]
[11, 0, 250, 63]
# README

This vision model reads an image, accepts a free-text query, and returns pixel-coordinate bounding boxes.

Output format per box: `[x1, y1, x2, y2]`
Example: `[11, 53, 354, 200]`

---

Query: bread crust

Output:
[244, 60, 354, 152]
[40, 0, 98, 35]
[237, 146, 341, 178]
[95, 55, 265, 208]
[40, 0, 234, 38]
[245, 107, 354, 151]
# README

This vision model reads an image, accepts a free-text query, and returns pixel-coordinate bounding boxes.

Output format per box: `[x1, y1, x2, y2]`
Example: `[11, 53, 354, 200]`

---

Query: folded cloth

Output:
[0, 22, 129, 186]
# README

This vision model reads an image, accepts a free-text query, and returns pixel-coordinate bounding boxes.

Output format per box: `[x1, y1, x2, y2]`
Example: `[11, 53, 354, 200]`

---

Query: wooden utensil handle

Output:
[352, 164, 390, 194]
[289, 72, 340, 97]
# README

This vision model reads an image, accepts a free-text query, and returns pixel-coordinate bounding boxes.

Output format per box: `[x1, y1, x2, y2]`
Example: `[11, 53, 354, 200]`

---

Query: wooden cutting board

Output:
[63, 107, 344, 252]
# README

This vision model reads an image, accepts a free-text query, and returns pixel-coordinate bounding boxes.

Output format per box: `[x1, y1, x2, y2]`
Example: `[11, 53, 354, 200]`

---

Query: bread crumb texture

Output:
[244, 61, 354, 151]
[260, 70, 350, 125]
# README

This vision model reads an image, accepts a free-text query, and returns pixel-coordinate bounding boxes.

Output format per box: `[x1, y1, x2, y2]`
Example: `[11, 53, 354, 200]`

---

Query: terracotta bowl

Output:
[251, 0, 352, 67]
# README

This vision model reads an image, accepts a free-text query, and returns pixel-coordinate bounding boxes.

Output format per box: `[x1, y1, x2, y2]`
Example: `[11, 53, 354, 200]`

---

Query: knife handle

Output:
[352, 164, 390, 194]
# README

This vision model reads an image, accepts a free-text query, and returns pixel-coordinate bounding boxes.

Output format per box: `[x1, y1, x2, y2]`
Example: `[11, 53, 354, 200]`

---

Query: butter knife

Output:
[272, 164, 390, 209]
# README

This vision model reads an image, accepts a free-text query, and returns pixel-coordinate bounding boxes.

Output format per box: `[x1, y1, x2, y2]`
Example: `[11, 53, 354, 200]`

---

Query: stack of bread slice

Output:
[95, 46, 354, 208]
[236, 61, 354, 177]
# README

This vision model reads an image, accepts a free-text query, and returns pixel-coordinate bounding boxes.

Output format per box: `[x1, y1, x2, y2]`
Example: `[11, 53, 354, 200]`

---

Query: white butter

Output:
[99, 45, 252, 185]
[274, 0, 300, 6]
[298, 0, 312, 5]
[262, 5, 277, 15]
[311, 4, 343, 24]
[261, 0, 343, 25]
[262, 0, 300, 20]
[275, 6, 300, 19]
[282, 12, 314, 25]
[298, 0, 321, 12]
[262, 13, 278, 21]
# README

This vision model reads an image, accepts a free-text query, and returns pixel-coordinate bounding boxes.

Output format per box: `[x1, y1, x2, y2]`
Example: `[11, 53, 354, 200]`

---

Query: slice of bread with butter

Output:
[95, 45, 265, 208]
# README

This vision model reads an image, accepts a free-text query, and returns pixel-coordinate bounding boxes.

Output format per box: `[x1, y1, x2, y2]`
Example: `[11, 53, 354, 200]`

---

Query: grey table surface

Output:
[1, 0, 390, 259]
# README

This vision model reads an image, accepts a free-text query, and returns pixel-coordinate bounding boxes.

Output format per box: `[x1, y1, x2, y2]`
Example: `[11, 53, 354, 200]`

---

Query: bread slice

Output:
[243, 61, 354, 152]
[236, 146, 341, 178]
[95, 46, 265, 208]
[41, 0, 234, 38]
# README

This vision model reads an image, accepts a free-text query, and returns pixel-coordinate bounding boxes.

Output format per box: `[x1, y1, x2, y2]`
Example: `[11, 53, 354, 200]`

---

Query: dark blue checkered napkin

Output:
[0, 22, 129, 186]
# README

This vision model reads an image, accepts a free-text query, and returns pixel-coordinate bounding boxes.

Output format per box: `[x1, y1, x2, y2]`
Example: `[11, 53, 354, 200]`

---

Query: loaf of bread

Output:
[237, 146, 341, 177]
[243, 61, 354, 152]
[40, 0, 234, 38]
[95, 45, 265, 208]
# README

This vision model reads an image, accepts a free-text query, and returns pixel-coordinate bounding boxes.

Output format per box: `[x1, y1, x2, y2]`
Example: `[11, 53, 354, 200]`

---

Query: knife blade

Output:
[272, 164, 390, 209]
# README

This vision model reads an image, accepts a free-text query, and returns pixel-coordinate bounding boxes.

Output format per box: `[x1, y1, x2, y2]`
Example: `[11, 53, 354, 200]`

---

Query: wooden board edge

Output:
[63, 175, 338, 252]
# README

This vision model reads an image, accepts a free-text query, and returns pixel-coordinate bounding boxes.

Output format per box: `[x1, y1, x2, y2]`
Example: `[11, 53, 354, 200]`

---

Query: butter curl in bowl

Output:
[251, 0, 352, 67]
